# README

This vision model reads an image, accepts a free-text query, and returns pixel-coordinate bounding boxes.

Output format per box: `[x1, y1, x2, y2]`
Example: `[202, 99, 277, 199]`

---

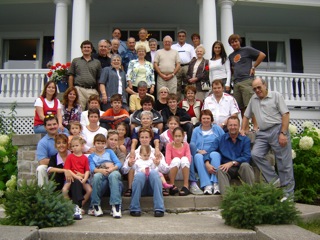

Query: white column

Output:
[201, 0, 217, 59]
[53, 0, 70, 64]
[198, 0, 204, 40]
[85, 0, 91, 40]
[218, 0, 235, 55]
[71, 0, 87, 59]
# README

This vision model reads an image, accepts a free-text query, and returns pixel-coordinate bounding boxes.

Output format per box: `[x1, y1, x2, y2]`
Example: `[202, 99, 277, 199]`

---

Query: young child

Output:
[68, 121, 83, 149]
[106, 130, 126, 164]
[88, 134, 122, 218]
[160, 116, 187, 151]
[116, 122, 132, 154]
[165, 127, 192, 196]
[137, 145, 172, 189]
[161, 93, 193, 142]
[63, 136, 92, 220]
[100, 94, 130, 130]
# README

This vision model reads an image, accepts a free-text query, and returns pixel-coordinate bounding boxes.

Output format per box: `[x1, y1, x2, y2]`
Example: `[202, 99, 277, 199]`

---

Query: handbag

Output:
[201, 60, 211, 91]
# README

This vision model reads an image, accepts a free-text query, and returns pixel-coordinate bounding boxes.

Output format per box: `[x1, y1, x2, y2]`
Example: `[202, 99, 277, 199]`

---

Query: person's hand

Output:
[101, 95, 107, 104]
[128, 157, 136, 167]
[155, 148, 161, 159]
[64, 170, 74, 182]
[250, 68, 255, 76]
[278, 133, 288, 147]
[58, 124, 65, 132]
[205, 162, 216, 174]
[219, 162, 233, 172]
[239, 129, 247, 136]
[100, 168, 110, 176]
[74, 171, 84, 177]
[150, 86, 155, 94]
[188, 77, 197, 84]
[153, 156, 160, 166]
[198, 150, 207, 155]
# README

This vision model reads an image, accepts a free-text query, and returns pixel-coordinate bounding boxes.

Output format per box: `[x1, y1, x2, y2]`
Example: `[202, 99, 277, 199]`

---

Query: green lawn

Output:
[297, 218, 320, 235]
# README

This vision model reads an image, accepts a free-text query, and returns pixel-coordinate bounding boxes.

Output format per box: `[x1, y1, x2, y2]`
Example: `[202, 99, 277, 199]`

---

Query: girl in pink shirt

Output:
[165, 127, 191, 196]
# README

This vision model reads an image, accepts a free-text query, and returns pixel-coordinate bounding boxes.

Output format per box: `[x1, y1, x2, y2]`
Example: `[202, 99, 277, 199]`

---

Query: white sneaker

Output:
[88, 208, 95, 216]
[189, 183, 203, 195]
[112, 205, 122, 219]
[213, 183, 220, 195]
[74, 205, 82, 220]
[93, 205, 103, 217]
[203, 185, 213, 195]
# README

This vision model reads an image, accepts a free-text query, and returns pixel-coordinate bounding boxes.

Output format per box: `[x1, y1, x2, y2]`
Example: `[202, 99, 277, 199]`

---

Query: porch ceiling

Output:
[0, 0, 319, 30]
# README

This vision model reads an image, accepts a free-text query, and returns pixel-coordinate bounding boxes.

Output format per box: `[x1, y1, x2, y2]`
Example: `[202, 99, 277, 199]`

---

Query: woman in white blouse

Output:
[209, 41, 231, 93]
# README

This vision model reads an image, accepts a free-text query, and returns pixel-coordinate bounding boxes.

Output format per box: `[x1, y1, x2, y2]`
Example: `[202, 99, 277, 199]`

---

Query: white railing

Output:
[0, 69, 319, 107]
[256, 71, 320, 107]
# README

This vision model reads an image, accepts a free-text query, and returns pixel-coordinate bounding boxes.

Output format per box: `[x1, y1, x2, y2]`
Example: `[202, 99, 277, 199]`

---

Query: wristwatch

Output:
[232, 161, 236, 166]
[281, 131, 288, 136]
[251, 66, 256, 69]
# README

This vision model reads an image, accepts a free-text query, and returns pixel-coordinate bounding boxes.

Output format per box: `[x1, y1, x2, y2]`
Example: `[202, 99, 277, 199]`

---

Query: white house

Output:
[0, 0, 319, 134]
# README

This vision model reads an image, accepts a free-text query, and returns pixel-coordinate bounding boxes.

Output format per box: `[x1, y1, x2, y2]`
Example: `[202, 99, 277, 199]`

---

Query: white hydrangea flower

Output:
[2, 156, 9, 163]
[299, 136, 314, 150]
[0, 135, 9, 146]
[292, 149, 296, 159]
[6, 175, 17, 190]
[311, 128, 320, 140]
[0, 146, 6, 153]
[289, 124, 297, 136]
[0, 190, 4, 198]
[302, 121, 314, 129]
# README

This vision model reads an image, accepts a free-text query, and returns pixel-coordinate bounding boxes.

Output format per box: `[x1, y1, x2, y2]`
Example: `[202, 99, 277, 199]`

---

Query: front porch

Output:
[0, 69, 319, 134]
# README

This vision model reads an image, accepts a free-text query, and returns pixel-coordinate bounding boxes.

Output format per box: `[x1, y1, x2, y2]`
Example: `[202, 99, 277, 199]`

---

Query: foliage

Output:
[0, 180, 75, 228]
[221, 182, 299, 229]
[0, 103, 18, 201]
[296, 218, 320, 235]
[47, 62, 71, 83]
[290, 121, 320, 203]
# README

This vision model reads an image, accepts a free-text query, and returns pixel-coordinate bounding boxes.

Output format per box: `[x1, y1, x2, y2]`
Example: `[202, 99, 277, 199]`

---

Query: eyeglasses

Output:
[160, 91, 168, 94]
[45, 114, 55, 119]
[252, 86, 263, 92]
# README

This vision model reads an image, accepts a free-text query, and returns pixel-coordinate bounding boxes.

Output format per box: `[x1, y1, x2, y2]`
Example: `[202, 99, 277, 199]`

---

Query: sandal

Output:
[169, 185, 179, 196]
[124, 188, 132, 197]
[179, 186, 190, 196]
[163, 188, 169, 196]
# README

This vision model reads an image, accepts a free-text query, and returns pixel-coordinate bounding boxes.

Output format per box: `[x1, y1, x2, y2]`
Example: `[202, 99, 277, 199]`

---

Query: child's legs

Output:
[169, 157, 181, 185]
[158, 172, 166, 184]
[181, 157, 190, 187]
[82, 182, 92, 206]
[62, 182, 71, 198]
[127, 169, 135, 189]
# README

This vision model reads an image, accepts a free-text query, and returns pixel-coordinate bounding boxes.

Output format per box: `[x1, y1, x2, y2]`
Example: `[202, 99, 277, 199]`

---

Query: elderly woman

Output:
[189, 110, 224, 195]
[154, 86, 169, 112]
[99, 54, 135, 111]
[186, 45, 210, 101]
[34, 80, 66, 134]
[61, 87, 82, 128]
[179, 85, 203, 126]
[127, 45, 155, 94]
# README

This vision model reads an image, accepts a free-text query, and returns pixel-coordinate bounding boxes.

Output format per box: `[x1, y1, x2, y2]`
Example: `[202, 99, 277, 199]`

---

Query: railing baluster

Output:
[301, 78, 305, 101]
[284, 77, 289, 100]
[289, 77, 294, 100]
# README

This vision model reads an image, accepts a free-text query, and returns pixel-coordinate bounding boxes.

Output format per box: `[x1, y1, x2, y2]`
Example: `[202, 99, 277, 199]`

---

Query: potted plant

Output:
[47, 62, 71, 92]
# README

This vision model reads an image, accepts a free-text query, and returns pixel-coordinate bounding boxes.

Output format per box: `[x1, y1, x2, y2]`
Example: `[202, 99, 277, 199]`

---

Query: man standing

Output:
[228, 34, 265, 126]
[111, 28, 127, 54]
[36, 115, 59, 186]
[154, 36, 180, 98]
[203, 79, 240, 131]
[211, 116, 254, 194]
[68, 40, 101, 110]
[171, 30, 196, 99]
[241, 77, 295, 199]
[135, 28, 150, 52]
[92, 39, 111, 69]
[121, 37, 137, 73]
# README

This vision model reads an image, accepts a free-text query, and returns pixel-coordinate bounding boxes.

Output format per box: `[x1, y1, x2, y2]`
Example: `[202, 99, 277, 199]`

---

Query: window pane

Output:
[7, 39, 38, 60]
[269, 41, 286, 64]
[251, 41, 268, 62]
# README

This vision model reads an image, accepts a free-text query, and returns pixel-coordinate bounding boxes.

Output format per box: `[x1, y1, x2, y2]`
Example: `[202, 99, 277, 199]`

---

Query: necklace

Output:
[87, 125, 99, 132]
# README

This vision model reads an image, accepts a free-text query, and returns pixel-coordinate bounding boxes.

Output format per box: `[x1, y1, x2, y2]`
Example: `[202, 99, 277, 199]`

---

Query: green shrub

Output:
[0, 180, 75, 228]
[220, 182, 300, 229]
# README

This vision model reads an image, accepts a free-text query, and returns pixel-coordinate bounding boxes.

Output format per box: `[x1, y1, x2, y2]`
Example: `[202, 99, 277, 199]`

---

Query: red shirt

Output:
[34, 96, 58, 126]
[64, 153, 90, 174]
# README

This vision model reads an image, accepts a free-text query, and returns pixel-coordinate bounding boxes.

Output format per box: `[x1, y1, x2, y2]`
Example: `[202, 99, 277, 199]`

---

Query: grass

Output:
[296, 218, 320, 235]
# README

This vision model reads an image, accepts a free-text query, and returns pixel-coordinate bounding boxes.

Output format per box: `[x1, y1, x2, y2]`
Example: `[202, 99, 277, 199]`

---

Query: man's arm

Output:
[240, 116, 250, 135]
[279, 112, 290, 147]
[68, 75, 74, 88]
[250, 51, 266, 76]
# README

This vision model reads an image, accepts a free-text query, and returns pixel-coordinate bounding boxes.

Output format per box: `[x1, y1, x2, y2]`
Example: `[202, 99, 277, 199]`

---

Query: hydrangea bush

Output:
[291, 121, 320, 203]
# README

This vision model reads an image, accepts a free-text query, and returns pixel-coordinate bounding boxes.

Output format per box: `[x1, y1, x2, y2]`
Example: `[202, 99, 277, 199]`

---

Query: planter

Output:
[57, 77, 69, 93]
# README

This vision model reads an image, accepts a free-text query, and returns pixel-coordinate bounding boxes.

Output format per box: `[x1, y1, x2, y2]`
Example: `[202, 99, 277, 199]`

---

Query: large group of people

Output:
[35, 29, 295, 220]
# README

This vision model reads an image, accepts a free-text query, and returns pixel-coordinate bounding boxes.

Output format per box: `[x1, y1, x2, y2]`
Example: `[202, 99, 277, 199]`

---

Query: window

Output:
[251, 40, 286, 72]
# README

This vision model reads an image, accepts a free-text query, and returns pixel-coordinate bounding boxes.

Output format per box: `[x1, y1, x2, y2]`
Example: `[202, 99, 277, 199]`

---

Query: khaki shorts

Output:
[233, 78, 254, 110]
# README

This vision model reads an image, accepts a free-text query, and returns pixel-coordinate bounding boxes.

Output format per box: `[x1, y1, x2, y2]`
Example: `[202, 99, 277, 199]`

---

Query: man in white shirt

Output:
[203, 79, 240, 131]
[171, 30, 196, 100]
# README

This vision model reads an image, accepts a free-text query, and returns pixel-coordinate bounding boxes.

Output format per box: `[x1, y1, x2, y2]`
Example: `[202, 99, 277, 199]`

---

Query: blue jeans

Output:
[130, 170, 164, 213]
[189, 142, 198, 182]
[192, 146, 221, 188]
[90, 171, 122, 207]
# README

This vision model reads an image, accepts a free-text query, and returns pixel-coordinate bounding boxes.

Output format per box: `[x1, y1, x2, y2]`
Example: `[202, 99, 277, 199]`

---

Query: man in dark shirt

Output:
[92, 39, 111, 69]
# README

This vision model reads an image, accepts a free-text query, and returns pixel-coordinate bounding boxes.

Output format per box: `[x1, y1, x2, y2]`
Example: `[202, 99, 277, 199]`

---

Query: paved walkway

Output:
[0, 203, 320, 240]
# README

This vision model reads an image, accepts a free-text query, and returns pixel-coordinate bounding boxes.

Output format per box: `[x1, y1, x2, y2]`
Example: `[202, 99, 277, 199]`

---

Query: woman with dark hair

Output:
[210, 41, 231, 93]
[189, 110, 224, 195]
[61, 87, 82, 128]
[34, 80, 66, 134]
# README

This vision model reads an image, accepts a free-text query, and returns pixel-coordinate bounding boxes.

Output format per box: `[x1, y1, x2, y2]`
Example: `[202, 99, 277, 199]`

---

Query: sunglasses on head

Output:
[45, 114, 55, 118]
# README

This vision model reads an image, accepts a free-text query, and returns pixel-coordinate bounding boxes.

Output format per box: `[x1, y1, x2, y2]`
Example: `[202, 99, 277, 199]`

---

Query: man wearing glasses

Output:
[240, 77, 295, 201]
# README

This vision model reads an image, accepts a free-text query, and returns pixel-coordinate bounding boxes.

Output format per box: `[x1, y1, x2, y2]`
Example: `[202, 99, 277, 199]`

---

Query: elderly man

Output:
[129, 81, 154, 113]
[171, 29, 196, 99]
[203, 79, 240, 131]
[68, 40, 101, 110]
[92, 39, 111, 68]
[213, 116, 254, 195]
[135, 28, 150, 52]
[121, 37, 137, 73]
[110, 38, 121, 55]
[241, 77, 295, 200]
[154, 35, 180, 98]
[111, 28, 127, 54]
